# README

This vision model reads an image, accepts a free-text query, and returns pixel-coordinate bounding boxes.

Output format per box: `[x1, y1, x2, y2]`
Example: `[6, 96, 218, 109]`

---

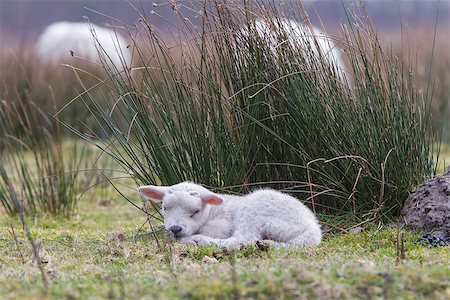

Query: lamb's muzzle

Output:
[168, 225, 183, 237]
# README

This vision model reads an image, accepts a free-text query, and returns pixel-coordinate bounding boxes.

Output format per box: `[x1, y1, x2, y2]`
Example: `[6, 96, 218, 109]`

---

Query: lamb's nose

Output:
[169, 225, 182, 234]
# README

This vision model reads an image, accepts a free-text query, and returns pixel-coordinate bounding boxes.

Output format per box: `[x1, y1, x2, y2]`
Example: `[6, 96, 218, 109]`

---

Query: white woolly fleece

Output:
[36, 21, 131, 69]
[139, 181, 322, 249]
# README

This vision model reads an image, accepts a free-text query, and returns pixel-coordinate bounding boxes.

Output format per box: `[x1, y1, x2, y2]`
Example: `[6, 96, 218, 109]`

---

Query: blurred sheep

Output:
[244, 19, 345, 74]
[36, 21, 131, 70]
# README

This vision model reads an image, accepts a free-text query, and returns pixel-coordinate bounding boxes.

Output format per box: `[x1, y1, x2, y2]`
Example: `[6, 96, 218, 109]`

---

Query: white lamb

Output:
[36, 21, 131, 70]
[139, 181, 321, 249]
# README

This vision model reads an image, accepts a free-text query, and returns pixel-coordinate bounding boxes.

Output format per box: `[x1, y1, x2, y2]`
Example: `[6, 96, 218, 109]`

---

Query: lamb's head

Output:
[138, 182, 223, 238]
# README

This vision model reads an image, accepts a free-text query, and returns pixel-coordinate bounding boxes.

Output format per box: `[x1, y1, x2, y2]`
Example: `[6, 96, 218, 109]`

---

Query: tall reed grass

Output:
[65, 1, 437, 222]
[0, 84, 84, 217]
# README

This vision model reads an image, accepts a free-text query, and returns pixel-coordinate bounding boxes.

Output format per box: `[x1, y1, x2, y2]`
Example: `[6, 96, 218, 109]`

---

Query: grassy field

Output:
[1, 2, 449, 299]
[0, 130, 448, 299]
[1, 188, 449, 299]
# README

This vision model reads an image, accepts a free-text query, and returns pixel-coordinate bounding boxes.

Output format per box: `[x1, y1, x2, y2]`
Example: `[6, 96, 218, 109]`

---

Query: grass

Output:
[0, 44, 108, 137]
[0, 196, 449, 299]
[66, 1, 437, 223]
[384, 27, 450, 141]
[1, 138, 448, 299]
[0, 93, 86, 216]
[0, 38, 121, 216]
[0, 1, 448, 298]
[0, 1, 445, 221]
[436, 143, 450, 174]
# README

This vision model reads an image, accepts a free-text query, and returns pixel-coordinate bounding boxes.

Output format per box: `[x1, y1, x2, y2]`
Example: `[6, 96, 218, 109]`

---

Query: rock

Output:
[415, 233, 450, 247]
[401, 166, 450, 239]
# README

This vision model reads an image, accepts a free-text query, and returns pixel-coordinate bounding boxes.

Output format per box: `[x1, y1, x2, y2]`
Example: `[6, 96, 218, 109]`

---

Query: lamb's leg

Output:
[181, 233, 258, 249]
[180, 234, 219, 246]
[286, 232, 321, 246]
[262, 220, 322, 246]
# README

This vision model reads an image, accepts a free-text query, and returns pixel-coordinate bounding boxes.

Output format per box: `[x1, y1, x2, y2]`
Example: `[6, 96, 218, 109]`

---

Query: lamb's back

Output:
[222, 189, 317, 223]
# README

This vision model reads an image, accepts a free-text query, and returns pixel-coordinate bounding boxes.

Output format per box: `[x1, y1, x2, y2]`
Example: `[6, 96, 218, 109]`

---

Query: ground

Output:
[1, 194, 449, 300]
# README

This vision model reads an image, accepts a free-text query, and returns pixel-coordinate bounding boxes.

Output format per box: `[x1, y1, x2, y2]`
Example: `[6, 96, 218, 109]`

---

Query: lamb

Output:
[139, 181, 321, 249]
[36, 21, 131, 70]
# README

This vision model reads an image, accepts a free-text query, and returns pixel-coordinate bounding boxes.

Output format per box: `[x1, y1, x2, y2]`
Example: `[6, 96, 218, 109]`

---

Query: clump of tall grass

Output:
[0, 86, 84, 217]
[69, 1, 437, 222]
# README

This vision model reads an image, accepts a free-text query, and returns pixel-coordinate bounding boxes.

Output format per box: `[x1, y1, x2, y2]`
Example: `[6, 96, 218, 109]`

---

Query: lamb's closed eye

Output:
[190, 210, 200, 218]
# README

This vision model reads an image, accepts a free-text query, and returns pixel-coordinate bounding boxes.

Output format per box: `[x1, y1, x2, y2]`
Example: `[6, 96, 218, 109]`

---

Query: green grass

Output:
[0, 88, 87, 216]
[66, 1, 437, 223]
[0, 1, 448, 298]
[1, 196, 448, 299]
[436, 143, 450, 174]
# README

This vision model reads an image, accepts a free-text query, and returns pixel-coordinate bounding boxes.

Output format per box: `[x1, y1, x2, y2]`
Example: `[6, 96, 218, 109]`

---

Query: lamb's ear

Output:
[199, 191, 223, 205]
[138, 185, 168, 202]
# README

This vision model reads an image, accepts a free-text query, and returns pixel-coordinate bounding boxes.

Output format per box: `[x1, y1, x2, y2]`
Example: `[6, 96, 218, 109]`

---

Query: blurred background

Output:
[1, 1, 449, 42]
[1, 0, 448, 140]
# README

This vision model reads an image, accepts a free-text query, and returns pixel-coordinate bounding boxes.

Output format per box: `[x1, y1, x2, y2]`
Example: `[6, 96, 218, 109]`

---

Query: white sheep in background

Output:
[36, 21, 131, 70]
[139, 181, 322, 249]
[244, 18, 345, 75]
